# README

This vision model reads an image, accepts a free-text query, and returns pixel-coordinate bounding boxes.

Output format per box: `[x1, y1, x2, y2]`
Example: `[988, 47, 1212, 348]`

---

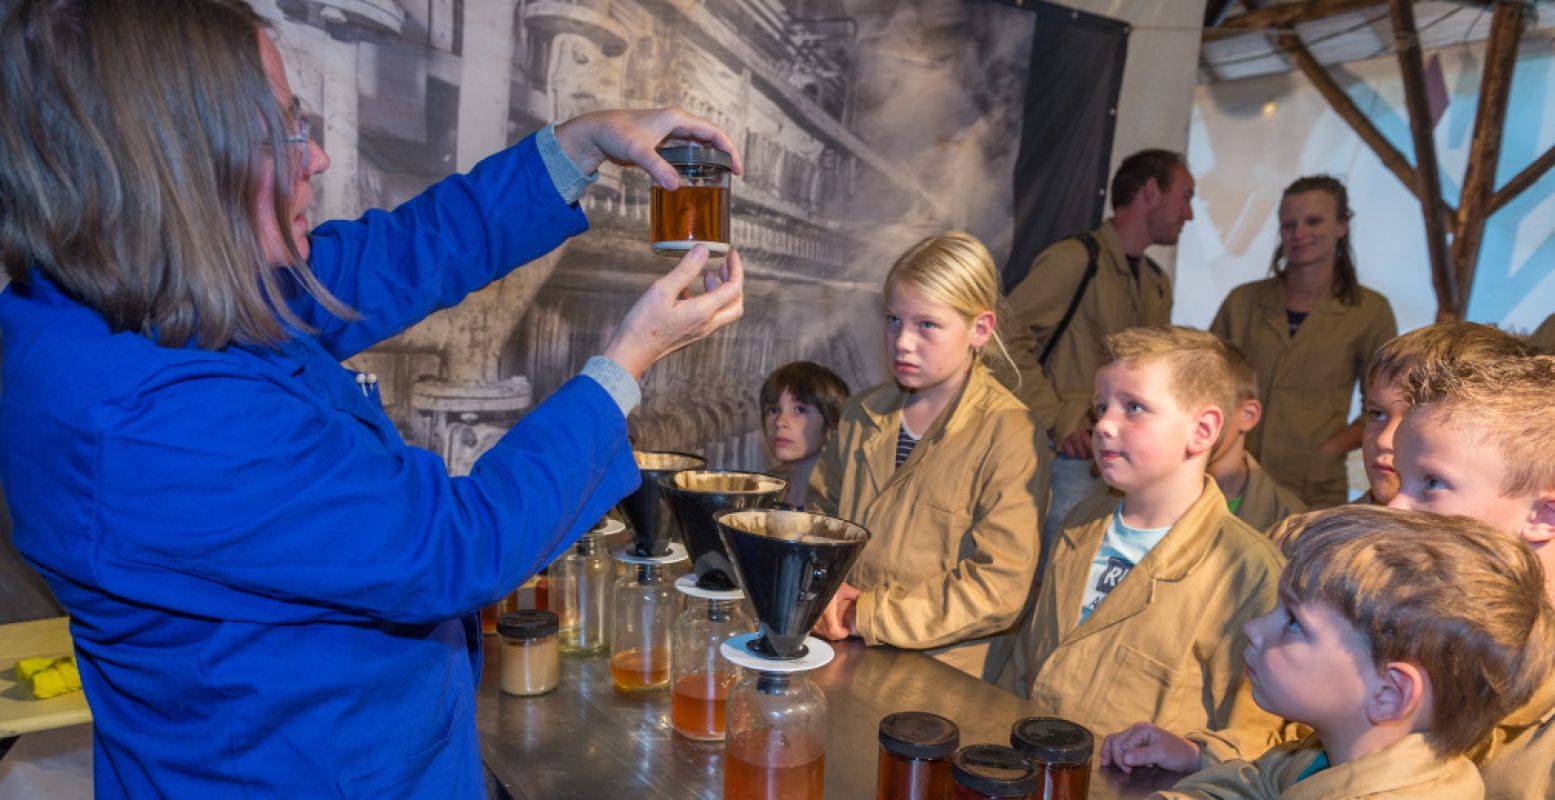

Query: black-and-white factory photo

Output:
[259, 0, 1038, 473]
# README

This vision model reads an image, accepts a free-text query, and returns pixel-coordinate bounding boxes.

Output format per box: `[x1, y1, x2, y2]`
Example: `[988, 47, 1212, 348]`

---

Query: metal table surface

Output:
[477, 638, 1184, 799]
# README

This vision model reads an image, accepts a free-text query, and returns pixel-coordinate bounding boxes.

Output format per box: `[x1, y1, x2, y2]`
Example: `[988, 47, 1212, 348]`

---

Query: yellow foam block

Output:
[15, 656, 83, 699]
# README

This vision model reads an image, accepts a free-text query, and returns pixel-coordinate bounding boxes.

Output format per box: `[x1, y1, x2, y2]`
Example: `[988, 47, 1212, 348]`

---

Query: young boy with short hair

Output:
[1357, 322, 1526, 505]
[1207, 341, 1305, 532]
[1150, 506, 1554, 800]
[758, 361, 849, 509]
[995, 326, 1283, 736]
[1390, 355, 1555, 800]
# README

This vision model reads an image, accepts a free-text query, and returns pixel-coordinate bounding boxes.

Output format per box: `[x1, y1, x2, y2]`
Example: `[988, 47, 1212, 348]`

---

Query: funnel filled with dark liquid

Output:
[715, 509, 870, 659]
[618, 451, 706, 557]
[660, 471, 788, 591]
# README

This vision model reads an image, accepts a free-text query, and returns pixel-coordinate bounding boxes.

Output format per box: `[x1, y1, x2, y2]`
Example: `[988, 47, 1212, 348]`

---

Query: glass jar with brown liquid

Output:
[609, 561, 677, 691]
[878, 711, 959, 799]
[1010, 717, 1093, 800]
[724, 671, 827, 800]
[650, 144, 732, 258]
[670, 578, 751, 740]
[951, 745, 1038, 800]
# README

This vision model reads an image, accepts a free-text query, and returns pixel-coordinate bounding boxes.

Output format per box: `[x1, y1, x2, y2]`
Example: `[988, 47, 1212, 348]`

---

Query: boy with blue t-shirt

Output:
[996, 326, 1283, 737]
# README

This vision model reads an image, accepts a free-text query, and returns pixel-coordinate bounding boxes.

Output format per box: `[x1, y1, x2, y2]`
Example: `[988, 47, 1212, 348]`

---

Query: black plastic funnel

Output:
[618, 451, 706, 557]
[715, 509, 870, 659]
[660, 471, 788, 591]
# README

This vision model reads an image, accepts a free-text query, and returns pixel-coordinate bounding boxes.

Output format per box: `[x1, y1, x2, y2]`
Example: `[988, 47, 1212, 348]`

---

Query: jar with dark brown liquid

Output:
[877, 711, 959, 799]
[650, 144, 732, 258]
[1010, 717, 1093, 800]
[951, 745, 1038, 800]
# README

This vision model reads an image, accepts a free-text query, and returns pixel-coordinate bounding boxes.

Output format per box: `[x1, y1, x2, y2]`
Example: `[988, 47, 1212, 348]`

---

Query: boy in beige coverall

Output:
[1142, 507, 1555, 800]
[1207, 340, 1305, 534]
[1106, 352, 1555, 800]
[994, 326, 1282, 737]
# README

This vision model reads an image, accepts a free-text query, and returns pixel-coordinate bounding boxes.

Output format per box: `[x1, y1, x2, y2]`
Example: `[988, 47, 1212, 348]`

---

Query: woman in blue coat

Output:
[0, 1, 744, 796]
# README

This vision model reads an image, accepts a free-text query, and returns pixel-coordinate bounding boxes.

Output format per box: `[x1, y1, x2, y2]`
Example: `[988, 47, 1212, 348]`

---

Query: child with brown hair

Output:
[1207, 339, 1306, 533]
[757, 361, 849, 509]
[995, 325, 1282, 736]
[809, 231, 1047, 678]
[1389, 355, 1555, 799]
[1148, 506, 1555, 799]
[1356, 322, 1527, 505]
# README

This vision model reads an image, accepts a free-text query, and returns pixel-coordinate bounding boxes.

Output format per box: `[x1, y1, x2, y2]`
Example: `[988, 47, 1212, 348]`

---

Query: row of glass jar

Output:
[878, 712, 1094, 800]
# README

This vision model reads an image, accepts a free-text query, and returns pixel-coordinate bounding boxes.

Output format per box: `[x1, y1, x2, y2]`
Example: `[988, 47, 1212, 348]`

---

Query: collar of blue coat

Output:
[11, 266, 313, 375]
[1059, 476, 1239, 584]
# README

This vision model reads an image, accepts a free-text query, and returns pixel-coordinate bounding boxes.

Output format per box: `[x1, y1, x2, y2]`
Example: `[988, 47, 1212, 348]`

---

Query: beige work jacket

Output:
[1006, 220, 1173, 442]
[1210, 278, 1396, 508]
[1156, 733, 1483, 800]
[811, 364, 1049, 677]
[1193, 670, 1555, 799]
[1472, 673, 1555, 800]
[1529, 314, 1555, 356]
[1234, 454, 1307, 535]
[997, 478, 1283, 735]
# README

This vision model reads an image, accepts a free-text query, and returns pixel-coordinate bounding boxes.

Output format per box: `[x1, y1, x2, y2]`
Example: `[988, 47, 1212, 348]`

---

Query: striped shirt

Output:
[895, 421, 920, 468]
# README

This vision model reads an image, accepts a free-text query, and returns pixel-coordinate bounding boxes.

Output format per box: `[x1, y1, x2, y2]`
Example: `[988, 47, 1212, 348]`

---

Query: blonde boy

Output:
[1101, 323, 1533, 774]
[1390, 355, 1555, 799]
[996, 326, 1283, 736]
[1152, 507, 1554, 800]
[1207, 341, 1306, 532]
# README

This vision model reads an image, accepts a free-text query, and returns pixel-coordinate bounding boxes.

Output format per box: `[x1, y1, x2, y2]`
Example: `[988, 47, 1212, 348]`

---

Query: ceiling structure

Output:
[1200, 0, 1555, 82]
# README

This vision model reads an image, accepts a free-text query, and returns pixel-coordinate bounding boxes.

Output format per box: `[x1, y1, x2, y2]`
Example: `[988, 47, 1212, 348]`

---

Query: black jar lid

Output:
[1010, 716, 1094, 766]
[879, 711, 960, 760]
[497, 610, 558, 640]
[951, 745, 1038, 797]
[657, 142, 733, 170]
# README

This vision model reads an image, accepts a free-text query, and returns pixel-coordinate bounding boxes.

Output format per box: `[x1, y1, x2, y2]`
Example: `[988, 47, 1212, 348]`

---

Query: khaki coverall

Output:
[1193, 669, 1555, 799]
[1157, 733, 1483, 800]
[811, 364, 1049, 678]
[1006, 220, 1173, 442]
[1234, 453, 1307, 535]
[996, 479, 1283, 736]
[1529, 314, 1555, 355]
[1210, 279, 1396, 509]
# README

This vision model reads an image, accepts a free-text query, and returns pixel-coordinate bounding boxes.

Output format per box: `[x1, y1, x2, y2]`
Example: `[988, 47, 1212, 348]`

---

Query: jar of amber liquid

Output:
[650, 144, 731, 258]
[497, 610, 559, 696]
[878, 711, 959, 799]
[951, 745, 1038, 800]
[609, 555, 681, 691]
[724, 670, 827, 800]
[1010, 717, 1093, 800]
[670, 576, 751, 740]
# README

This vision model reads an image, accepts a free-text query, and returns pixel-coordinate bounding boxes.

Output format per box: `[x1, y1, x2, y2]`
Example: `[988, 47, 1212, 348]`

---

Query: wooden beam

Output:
[1489, 144, 1555, 216]
[1390, 0, 1458, 319]
[1218, 0, 1384, 31]
[1450, 1, 1525, 311]
[1277, 33, 1429, 207]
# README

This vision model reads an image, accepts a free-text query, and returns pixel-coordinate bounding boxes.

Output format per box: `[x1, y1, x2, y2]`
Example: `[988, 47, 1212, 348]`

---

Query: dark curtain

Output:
[1000, 2, 1129, 290]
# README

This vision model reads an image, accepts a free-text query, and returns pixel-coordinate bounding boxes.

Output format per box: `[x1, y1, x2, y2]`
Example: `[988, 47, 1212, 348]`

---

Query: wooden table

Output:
[477, 638, 1184, 798]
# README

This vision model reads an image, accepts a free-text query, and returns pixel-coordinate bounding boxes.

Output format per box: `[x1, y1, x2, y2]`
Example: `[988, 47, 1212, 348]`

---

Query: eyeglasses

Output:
[282, 97, 312, 174]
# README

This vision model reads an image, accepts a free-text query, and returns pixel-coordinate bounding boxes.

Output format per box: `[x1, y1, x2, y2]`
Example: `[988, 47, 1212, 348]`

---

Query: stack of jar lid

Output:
[877, 712, 1094, 800]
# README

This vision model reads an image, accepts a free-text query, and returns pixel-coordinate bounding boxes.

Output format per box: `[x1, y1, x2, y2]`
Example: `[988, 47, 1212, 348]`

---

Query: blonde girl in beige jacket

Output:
[809, 232, 1048, 679]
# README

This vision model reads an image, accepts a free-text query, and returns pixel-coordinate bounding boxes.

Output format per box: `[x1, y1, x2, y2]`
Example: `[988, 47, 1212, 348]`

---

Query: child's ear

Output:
[1368, 661, 1429, 726]
[1187, 405, 1225, 458]
[1523, 491, 1555, 546]
[970, 310, 996, 349]
[1240, 399, 1263, 434]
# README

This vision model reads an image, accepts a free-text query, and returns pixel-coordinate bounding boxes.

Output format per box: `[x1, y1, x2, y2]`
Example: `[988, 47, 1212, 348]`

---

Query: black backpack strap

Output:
[1038, 233, 1100, 367]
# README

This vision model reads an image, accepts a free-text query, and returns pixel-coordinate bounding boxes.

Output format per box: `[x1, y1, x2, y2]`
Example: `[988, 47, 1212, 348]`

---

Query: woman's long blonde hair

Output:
[0, 0, 353, 349]
[883, 231, 1018, 383]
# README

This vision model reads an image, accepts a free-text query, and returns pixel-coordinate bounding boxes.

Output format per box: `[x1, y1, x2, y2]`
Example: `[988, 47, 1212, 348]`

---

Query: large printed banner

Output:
[260, 0, 1042, 471]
